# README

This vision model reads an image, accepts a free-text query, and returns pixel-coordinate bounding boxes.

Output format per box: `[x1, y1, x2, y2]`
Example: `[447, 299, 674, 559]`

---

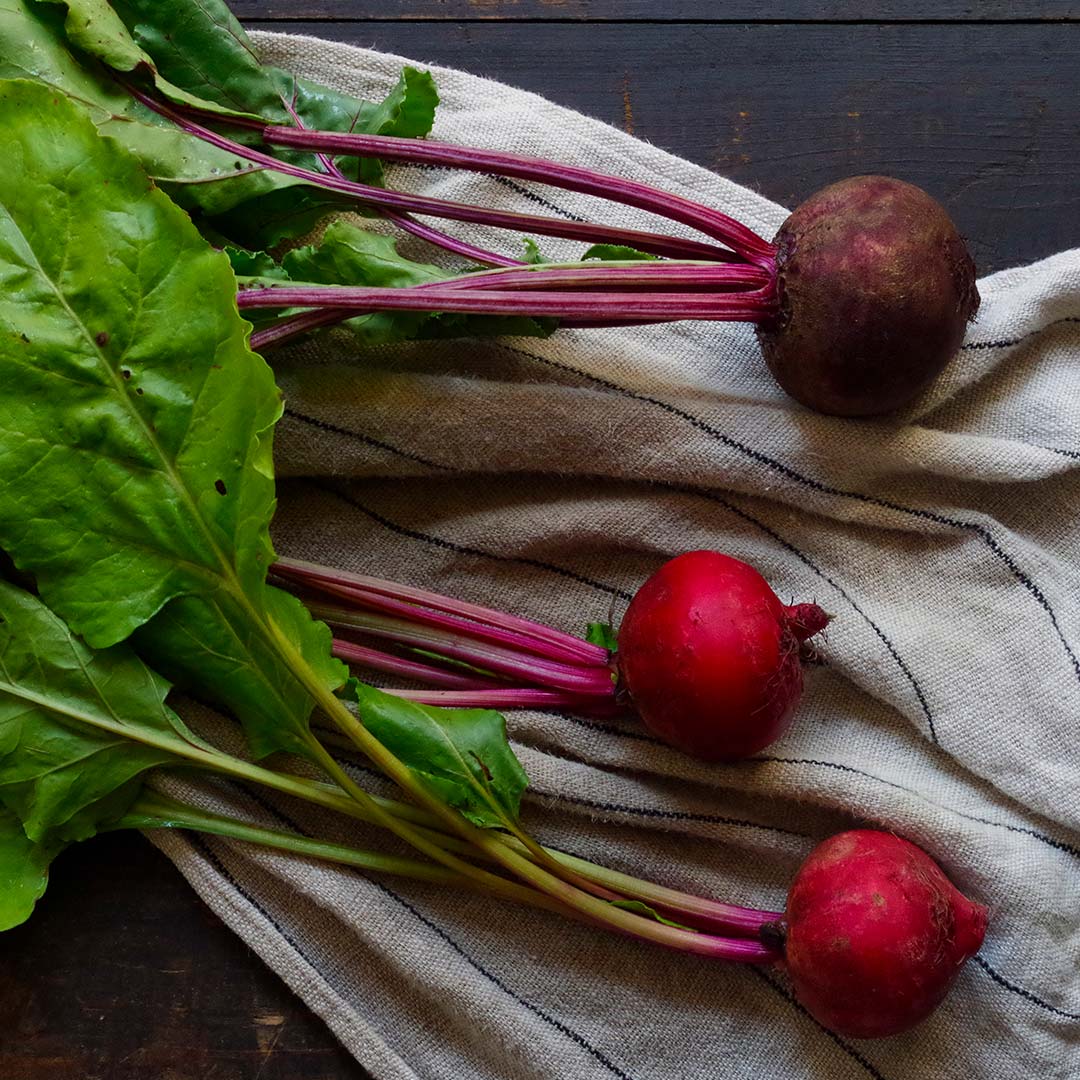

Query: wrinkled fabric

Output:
[149, 30, 1080, 1080]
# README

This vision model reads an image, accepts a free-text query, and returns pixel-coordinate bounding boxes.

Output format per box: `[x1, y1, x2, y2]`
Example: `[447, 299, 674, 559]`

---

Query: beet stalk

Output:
[272, 550, 830, 761]
[133, 87, 980, 415]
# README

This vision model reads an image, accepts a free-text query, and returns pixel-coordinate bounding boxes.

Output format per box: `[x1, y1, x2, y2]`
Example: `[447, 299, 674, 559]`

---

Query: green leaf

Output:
[0, 79, 343, 758]
[0, 1, 287, 216]
[226, 246, 292, 284]
[283, 222, 448, 289]
[522, 237, 549, 265]
[261, 221, 553, 347]
[609, 899, 694, 931]
[0, 579, 200, 845]
[582, 244, 660, 262]
[33, 0, 265, 118]
[585, 622, 619, 652]
[0, 811, 63, 932]
[0, 1, 437, 227]
[206, 65, 439, 249]
[74, 0, 438, 243]
[348, 681, 528, 829]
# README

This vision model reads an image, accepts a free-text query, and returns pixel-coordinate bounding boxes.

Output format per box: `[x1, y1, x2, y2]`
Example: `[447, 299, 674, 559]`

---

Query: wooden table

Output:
[2, 4, 1077, 1078]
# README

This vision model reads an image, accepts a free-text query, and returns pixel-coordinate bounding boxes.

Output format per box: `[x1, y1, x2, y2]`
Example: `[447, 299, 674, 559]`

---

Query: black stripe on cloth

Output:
[972, 956, 1080, 1022]
[747, 967, 890, 1080]
[326, 743, 803, 839]
[530, 789, 810, 839]
[284, 407, 453, 471]
[544, 709, 1080, 865]
[393, 160, 590, 224]
[232, 785, 639, 1080]
[306, 479, 634, 601]
[499, 341, 1080, 689]
[754, 756, 1080, 863]
[365, 882, 637, 1080]
[960, 315, 1080, 351]
[1044, 445, 1080, 461]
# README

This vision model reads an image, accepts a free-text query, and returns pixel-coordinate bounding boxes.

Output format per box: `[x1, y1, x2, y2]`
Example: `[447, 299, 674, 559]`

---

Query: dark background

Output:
[2, 4, 1078, 1079]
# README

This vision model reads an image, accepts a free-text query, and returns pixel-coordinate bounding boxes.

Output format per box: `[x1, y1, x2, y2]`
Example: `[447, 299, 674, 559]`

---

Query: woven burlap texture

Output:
[148, 30, 1080, 1080]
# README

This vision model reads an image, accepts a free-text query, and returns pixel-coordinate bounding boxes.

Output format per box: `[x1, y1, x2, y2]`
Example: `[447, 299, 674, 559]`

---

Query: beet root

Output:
[757, 175, 980, 417]
[780, 829, 988, 1039]
[615, 550, 829, 761]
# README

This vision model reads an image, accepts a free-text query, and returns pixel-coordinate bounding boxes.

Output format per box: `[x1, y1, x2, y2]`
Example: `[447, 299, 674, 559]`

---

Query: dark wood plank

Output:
[245, 20, 1080, 272]
[0, 832, 368, 1080]
[232, 2, 1080, 22]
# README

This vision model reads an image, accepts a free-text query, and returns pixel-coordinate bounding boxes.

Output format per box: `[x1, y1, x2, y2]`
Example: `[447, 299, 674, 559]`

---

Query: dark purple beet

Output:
[756, 176, 980, 417]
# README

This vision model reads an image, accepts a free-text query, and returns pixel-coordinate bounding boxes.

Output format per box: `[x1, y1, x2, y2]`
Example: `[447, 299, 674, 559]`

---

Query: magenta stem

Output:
[245, 260, 767, 350]
[130, 87, 742, 263]
[384, 210, 521, 267]
[262, 128, 777, 267]
[236, 285, 774, 322]
[278, 93, 518, 268]
[332, 639, 501, 690]
[424, 262, 770, 292]
[309, 602, 614, 696]
[380, 687, 605, 709]
[311, 580, 606, 673]
[273, 558, 610, 667]
[249, 308, 357, 350]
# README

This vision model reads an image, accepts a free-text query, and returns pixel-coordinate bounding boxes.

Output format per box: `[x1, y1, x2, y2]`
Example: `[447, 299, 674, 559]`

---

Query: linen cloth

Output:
[150, 30, 1080, 1080]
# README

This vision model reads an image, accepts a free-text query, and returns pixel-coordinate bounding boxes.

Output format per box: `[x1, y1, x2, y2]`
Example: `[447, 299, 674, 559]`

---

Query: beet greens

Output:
[3, 0, 978, 415]
[0, 0, 991, 1038]
[0, 78, 788, 961]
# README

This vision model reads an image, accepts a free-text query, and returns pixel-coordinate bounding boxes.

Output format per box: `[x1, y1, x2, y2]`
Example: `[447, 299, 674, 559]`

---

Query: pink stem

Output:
[245, 261, 766, 350]
[332, 639, 501, 690]
[236, 285, 774, 322]
[273, 558, 610, 667]
[131, 87, 742, 263]
[250, 308, 357, 350]
[282, 97, 518, 268]
[380, 687, 604, 709]
[262, 128, 777, 266]
[383, 210, 521, 267]
[422, 263, 770, 292]
[313, 582, 607, 673]
[308, 602, 615, 696]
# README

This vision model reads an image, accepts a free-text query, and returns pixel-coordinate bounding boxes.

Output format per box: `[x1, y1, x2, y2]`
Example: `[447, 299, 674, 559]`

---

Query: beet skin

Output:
[757, 176, 980, 416]
[616, 550, 828, 760]
[781, 830, 988, 1039]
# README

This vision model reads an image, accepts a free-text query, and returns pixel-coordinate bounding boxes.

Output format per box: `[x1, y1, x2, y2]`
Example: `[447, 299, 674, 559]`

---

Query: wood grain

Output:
[231, 2, 1080, 22]
[0, 833, 366, 1080]
[246, 20, 1080, 271]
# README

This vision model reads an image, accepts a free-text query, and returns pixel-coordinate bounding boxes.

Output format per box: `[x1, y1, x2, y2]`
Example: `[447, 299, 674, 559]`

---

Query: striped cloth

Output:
[150, 30, 1080, 1080]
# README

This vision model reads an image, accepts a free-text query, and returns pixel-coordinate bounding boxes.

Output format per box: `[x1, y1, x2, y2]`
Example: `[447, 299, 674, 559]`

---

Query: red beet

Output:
[757, 175, 980, 416]
[780, 830, 988, 1039]
[616, 550, 829, 760]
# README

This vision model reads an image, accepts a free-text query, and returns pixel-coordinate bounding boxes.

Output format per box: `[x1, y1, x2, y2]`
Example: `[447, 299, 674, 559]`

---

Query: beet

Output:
[780, 829, 988, 1038]
[757, 176, 980, 416]
[616, 550, 829, 760]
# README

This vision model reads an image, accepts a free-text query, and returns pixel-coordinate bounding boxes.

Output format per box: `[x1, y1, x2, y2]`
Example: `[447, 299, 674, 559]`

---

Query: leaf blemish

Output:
[96, 332, 109, 347]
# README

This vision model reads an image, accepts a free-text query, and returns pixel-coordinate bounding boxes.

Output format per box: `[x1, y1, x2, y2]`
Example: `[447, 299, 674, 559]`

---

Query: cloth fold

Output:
[150, 30, 1080, 1080]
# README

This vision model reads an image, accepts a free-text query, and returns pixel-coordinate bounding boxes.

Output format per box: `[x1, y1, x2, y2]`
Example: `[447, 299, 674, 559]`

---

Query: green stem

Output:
[305, 676, 771, 958]
[117, 792, 571, 917]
